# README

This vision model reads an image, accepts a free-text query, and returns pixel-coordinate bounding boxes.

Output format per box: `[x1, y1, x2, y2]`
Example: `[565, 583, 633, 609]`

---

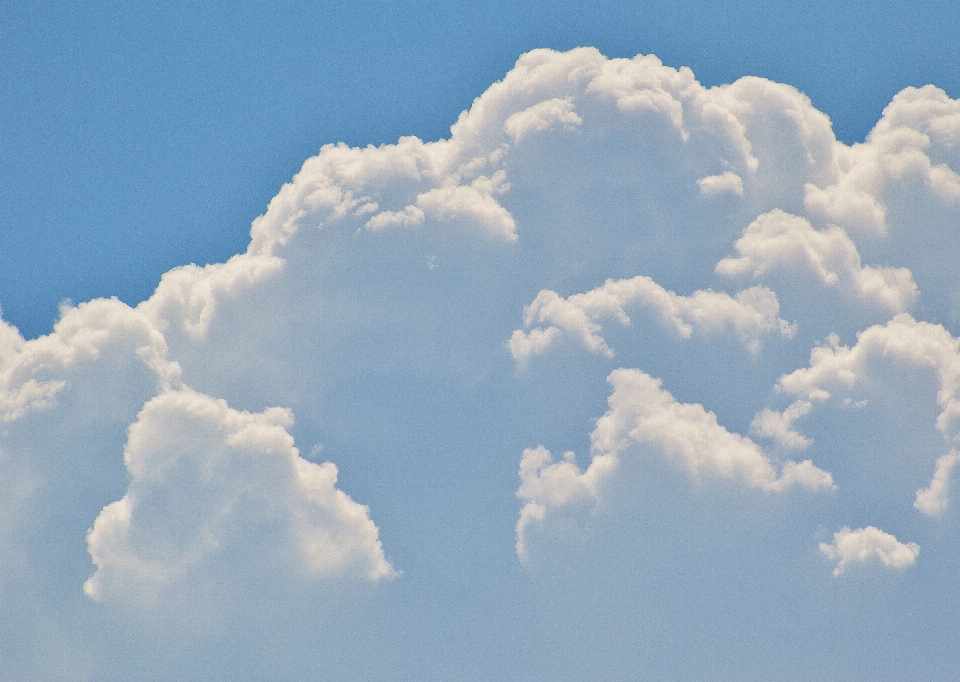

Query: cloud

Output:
[3, 44, 960, 678]
[819, 526, 920, 576]
[716, 209, 918, 313]
[914, 450, 960, 517]
[1, 297, 181, 423]
[776, 314, 960, 442]
[765, 315, 960, 514]
[749, 400, 814, 450]
[516, 368, 834, 562]
[509, 276, 794, 363]
[698, 170, 744, 196]
[84, 388, 393, 605]
[804, 85, 960, 237]
[503, 96, 583, 141]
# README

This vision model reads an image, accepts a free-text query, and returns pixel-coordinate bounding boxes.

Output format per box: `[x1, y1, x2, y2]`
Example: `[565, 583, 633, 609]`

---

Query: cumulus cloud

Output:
[516, 369, 834, 561]
[805, 85, 960, 238]
[764, 315, 960, 513]
[3, 43, 960, 678]
[750, 400, 814, 450]
[1, 297, 181, 423]
[509, 275, 794, 363]
[776, 314, 960, 442]
[503, 96, 583, 141]
[84, 388, 393, 604]
[698, 170, 744, 196]
[819, 526, 920, 576]
[716, 209, 918, 313]
[914, 450, 960, 517]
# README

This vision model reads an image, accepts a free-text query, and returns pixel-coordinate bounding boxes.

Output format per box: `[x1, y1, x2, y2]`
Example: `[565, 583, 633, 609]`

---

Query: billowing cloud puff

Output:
[819, 526, 920, 576]
[914, 450, 960, 516]
[804, 85, 960, 237]
[516, 368, 834, 562]
[84, 388, 393, 604]
[503, 96, 583, 141]
[698, 170, 744, 196]
[716, 209, 917, 313]
[3, 45, 960, 679]
[509, 276, 794, 363]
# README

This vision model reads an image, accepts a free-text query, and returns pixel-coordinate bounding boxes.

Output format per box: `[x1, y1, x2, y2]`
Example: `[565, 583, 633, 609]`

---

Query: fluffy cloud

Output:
[774, 315, 960, 442]
[3, 45, 960, 678]
[819, 526, 920, 576]
[804, 85, 960, 237]
[755, 314, 960, 518]
[697, 170, 744, 196]
[509, 276, 794, 363]
[84, 388, 393, 604]
[516, 368, 834, 562]
[503, 96, 583, 141]
[716, 209, 917, 313]
[914, 450, 960, 516]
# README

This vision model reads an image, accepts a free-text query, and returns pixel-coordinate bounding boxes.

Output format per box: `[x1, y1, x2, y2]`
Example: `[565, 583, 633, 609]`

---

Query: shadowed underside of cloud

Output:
[2, 46, 960, 679]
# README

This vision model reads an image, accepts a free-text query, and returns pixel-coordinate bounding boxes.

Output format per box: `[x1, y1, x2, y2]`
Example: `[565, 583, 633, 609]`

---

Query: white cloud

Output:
[515, 445, 614, 563]
[819, 526, 919, 576]
[365, 204, 425, 230]
[914, 450, 960, 517]
[414, 171, 517, 240]
[503, 96, 583, 141]
[509, 275, 794, 363]
[516, 368, 834, 561]
[769, 315, 960, 511]
[1, 297, 181, 423]
[84, 388, 394, 604]
[777, 314, 960, 443]
[3, 43, 960, 678]
[698, 170, 744, 196]
[716, 209, 918, 313]
[593, 369, 834, 493]
[804, 85, 960, 236]
[750, 400, 813, 450]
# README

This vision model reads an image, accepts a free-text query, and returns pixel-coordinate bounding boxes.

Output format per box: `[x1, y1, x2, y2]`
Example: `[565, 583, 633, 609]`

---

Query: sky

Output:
[3, 2, 960, 680]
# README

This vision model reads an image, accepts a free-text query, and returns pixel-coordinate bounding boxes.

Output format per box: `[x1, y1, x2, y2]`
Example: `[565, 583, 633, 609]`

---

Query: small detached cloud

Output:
[819, 526, 920, 576]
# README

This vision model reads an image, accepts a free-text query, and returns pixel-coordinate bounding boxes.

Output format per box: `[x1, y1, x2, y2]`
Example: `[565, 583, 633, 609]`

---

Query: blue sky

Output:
[3, 3, 960, 681]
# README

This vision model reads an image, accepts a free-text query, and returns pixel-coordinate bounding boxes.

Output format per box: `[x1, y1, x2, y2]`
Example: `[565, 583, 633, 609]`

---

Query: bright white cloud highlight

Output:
[509, 276, 794, 363]
[805, 85, 960, 236]
[914, 450, 960, 517]
[819, 526, 920, 576]
[750, 400, 814, 450]
[769, 315, 960, 512]
[516, 369, 834, 561]
[503, 96, 583, 141]
[1, 298, 181, 422]
[716, 209, 918, 313]
[84, 388, 394, 603]
[698, 170, 744, 196]
[777, 314, 960, 443]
